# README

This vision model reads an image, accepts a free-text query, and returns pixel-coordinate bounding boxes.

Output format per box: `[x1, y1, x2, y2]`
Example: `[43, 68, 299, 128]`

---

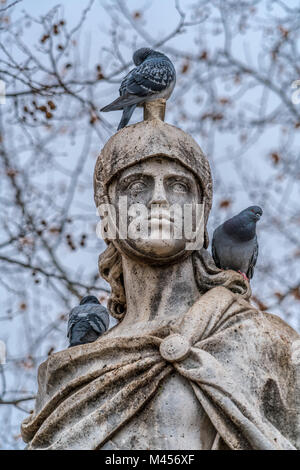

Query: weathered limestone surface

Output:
[21, 100, 300, 450]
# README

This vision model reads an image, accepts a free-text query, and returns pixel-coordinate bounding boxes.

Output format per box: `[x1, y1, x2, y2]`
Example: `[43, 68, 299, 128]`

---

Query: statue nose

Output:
[148, 180, 168, 207]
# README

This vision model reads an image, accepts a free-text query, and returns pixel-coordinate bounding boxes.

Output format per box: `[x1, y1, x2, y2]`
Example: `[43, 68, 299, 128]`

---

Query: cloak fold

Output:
[21, 286, 300, 450]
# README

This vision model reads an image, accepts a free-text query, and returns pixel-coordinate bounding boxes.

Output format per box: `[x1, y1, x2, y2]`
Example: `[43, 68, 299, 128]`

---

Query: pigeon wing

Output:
[100, 58, 175, 112]
[127, 59, 174, 95]
[119, 68, 135, 96]
[85, 305, 109, 333]
[100, 64, 156, 112]
[67, 306, 83, 339]
[247, 236, 258, 279]
[88, 315, 107, 334]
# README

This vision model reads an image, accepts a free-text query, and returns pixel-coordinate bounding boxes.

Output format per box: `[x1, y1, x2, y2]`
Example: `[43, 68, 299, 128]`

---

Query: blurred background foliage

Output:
[0, 0, 299, 448]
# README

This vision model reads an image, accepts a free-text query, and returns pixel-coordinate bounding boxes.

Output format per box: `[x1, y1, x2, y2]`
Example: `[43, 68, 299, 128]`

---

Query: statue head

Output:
[94, 101, 212, 253]
[94, 101, 250, 319]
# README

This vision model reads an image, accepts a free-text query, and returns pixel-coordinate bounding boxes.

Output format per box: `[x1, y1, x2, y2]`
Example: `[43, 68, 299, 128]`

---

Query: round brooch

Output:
[159, 334, 191, 363]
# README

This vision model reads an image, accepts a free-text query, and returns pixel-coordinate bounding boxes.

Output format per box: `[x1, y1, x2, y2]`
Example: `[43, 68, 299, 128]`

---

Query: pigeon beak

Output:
[255, 214, 261, 221]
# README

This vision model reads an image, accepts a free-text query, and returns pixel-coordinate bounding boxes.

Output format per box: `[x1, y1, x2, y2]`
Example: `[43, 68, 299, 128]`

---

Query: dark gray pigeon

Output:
[212, 206, 263, 280]
[100, 48, 176, 130]
[67, 295, 109, 348]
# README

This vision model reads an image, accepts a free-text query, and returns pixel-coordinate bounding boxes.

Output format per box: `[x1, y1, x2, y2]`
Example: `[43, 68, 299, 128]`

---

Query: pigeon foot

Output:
[238, 270, 249, 281]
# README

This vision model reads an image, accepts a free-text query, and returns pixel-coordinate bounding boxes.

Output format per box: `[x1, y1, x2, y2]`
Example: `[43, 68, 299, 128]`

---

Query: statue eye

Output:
[169, 181, 189, 193]
[128, 180, 147, 192]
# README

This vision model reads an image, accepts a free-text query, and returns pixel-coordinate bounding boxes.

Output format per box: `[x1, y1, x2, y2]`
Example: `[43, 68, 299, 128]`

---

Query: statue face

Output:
[108, 156, 204, 259]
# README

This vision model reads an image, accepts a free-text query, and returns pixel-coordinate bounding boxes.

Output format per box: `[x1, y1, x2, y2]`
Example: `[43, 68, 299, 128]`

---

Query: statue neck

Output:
[119, 253, 200, 328]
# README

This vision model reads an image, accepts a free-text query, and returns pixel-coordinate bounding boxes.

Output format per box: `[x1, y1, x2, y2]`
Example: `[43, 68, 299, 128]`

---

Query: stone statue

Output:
[21, 101, 300, 450]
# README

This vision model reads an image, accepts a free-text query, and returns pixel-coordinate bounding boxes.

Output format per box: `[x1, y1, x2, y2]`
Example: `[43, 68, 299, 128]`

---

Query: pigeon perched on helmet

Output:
[100, 47, 176, 130]
[67, 295, 109, 348]
[212, 206, 263, 281]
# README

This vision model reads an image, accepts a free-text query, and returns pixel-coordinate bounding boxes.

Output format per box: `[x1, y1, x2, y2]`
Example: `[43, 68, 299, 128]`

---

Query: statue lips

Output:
[148, 211, 176, 236]
[148, 209, 176, 224]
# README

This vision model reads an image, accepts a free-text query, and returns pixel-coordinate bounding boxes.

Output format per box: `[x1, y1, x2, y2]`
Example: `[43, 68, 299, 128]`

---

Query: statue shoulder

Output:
[260, 310, 299, 342]
[203, 285, 299, 344]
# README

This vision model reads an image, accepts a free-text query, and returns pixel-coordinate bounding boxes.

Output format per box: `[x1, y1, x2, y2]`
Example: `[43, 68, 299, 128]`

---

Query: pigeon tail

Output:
[117, 104, 136, 130]
[100, 94, 144, 112]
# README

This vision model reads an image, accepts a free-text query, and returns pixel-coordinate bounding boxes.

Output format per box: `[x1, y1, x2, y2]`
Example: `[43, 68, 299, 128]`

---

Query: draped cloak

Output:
[21, 286, 300, 450]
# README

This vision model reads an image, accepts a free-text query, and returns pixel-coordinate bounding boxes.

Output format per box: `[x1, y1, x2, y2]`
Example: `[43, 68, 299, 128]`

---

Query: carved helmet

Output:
[94, 102, 213, 250]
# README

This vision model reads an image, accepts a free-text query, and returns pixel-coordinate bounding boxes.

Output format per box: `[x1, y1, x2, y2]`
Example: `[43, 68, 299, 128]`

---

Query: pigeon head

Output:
[133, 48, 162, 65]
[241, 206, 263, 222]
[223, 205, 263, 241]
[79, 295, 100, 306]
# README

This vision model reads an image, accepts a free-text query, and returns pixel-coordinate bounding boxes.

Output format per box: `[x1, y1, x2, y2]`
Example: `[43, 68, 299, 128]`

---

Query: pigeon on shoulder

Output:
[212, 206, 263, 281]
[100, 48, 176, 130]
[67, 295, 109, 348]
